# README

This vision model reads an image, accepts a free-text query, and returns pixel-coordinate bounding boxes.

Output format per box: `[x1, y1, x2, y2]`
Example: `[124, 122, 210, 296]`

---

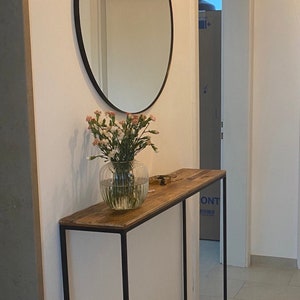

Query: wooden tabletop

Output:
[59, 168, 226, 233]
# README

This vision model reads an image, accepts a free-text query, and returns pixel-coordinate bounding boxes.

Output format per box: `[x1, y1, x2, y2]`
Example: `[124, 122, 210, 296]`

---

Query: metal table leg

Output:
[223, 176, 227, 300]
[60, 226, 70, 300]
[120, 232, 130, 300]
[182, 200, 187, 300]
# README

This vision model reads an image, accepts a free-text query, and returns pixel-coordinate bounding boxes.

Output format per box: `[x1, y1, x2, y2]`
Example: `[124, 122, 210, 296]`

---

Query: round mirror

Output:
[74, 0, 173, 113]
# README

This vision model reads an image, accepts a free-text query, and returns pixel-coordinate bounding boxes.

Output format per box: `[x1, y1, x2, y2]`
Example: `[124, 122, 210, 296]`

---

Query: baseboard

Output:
[250, 255, 297, 269]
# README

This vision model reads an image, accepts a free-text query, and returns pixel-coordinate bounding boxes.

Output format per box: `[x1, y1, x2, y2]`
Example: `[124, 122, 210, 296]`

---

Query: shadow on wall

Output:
[68, 129, 100, 210]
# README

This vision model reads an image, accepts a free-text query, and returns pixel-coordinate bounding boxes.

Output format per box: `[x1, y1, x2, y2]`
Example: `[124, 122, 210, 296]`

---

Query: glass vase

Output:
[99, 160, 149, 210]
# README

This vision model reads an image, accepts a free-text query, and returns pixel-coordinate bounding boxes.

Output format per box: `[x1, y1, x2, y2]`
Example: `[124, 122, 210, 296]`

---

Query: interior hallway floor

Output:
[200, 240, 300, 300]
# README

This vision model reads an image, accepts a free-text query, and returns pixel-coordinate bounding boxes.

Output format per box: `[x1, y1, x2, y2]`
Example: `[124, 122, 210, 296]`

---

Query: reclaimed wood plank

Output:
[59, 168, 226, 232]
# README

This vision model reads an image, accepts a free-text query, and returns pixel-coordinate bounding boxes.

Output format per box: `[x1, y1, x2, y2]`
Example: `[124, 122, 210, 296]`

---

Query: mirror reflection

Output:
[74, 0, 173, 113]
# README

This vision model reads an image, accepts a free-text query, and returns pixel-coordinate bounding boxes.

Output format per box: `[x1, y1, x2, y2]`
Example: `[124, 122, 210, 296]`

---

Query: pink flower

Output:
[132, 115, 139, 125]
[100, 139, 109, 146]
[150, 115, 156, 121]
[105, 111, 115, 117]
[92, 138, 100, 146]
[86, 109, 159, 161]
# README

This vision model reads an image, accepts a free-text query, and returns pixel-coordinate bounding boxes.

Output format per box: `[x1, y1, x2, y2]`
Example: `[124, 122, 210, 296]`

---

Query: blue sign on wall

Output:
[200, 195, 220, 216]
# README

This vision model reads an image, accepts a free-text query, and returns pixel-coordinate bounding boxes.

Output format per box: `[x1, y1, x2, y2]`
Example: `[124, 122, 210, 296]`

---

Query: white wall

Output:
[298, 119, 300, 266]
[222, 0, 253, 267]
[223, 0, 300, 266]
[224, 0, 300, 265]
[28, 0, 199, 299]
[251, 0, 300, 259]
[26, 0, 300, 298]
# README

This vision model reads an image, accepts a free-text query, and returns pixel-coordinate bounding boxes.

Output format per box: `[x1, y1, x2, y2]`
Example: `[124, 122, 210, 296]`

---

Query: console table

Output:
[59, 168, 227, 300]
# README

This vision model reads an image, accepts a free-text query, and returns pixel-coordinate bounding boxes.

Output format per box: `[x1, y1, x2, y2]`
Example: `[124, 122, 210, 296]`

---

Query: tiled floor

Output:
[200, 240, 300, 300]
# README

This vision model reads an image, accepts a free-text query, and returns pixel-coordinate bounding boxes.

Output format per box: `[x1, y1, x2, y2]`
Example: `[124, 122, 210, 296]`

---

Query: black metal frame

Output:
[73, 0, 174, 114]
[59, 175, 227, 300]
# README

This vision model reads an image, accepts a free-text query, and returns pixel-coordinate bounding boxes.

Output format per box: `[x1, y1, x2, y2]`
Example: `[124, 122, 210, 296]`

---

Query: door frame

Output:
[221, 0, 253, 267]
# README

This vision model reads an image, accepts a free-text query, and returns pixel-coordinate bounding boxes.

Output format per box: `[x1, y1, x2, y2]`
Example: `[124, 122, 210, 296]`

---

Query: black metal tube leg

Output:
[223, 176, 227, 300]
[120, 233, 130, 300]
[59, 226, 70, 300]
[182, 200, 187, 300]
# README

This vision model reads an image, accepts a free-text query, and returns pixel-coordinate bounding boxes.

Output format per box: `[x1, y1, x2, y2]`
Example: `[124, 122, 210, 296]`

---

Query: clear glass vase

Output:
[99, 160, 149, 210]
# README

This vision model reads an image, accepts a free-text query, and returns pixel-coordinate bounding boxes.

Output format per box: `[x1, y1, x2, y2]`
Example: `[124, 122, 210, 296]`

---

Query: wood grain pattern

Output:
[59, 169, 226, 232]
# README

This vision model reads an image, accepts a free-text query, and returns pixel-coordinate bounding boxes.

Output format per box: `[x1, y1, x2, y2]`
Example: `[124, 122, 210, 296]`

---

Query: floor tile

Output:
[282, 286, 300, 299]
[289, 270, 300, 287]
[234, 282, 286, 300]
[227, 265, 295, 286]
[199, 296, 236, 300]
[200, 240, 300, 299]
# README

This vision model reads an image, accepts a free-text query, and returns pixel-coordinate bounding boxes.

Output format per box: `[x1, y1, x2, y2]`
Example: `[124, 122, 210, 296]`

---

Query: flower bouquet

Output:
[86, 110, 159, 209]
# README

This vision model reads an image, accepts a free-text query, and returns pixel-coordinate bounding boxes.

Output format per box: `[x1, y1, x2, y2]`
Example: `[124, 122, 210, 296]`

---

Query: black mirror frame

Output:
[73, 0, 174, 113]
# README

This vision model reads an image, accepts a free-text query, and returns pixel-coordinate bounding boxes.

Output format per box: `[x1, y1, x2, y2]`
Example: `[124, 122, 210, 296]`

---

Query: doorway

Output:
[199, 0, 223, 297]
[199, 8, 222, 242]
